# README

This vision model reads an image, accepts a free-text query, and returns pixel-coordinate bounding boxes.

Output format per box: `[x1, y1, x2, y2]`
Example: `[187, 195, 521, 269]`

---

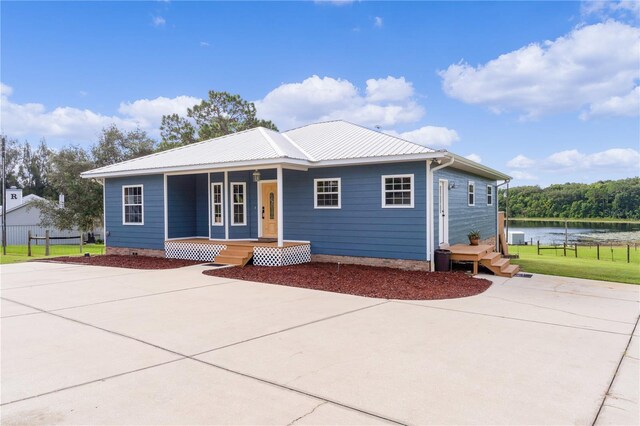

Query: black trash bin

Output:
[434, 249, 451, 272]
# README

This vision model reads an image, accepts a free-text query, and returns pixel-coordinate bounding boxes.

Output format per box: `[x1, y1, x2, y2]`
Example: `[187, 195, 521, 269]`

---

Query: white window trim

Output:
[381, 174, 415, 208]
[122, 184, 144, 225]
[468, 180, 475, 206]
[211, 182, 224, 227]
[487, 184, 493, 206]
[230, 182, 247, 226]
[314, 177, 341, 209]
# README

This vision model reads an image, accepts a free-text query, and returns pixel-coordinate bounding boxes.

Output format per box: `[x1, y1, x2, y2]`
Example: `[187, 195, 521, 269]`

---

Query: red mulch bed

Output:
[41, 255, 202, 269]
[203, 262, 491, 300]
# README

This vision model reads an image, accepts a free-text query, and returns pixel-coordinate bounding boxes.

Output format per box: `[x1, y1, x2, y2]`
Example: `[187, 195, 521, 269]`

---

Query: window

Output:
[231, 182, 246, 225]
[468, 181, 475, 206]
[314, 178, 341, 208]
[211, 183, 223, 226]
[487, 184, 493, 206]
[122, 185, 143, 225]
[382, 174, 414, 208]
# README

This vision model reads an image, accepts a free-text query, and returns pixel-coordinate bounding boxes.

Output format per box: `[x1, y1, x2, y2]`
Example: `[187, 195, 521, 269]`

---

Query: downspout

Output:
[428, 155, 455, 271]
[496, 179, 510, 253]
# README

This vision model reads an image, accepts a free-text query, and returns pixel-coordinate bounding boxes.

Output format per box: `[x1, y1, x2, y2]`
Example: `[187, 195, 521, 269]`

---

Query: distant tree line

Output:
[499, 178, 640, 220]
[1, 90, 276, 232]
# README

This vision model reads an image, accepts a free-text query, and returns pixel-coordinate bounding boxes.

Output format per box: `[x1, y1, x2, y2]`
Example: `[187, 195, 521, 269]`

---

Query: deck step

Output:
[481, 252, 501, 263]
[215, 247, 254, 267]
[501, 264, 520, 277]
[478, 252, 519, 277]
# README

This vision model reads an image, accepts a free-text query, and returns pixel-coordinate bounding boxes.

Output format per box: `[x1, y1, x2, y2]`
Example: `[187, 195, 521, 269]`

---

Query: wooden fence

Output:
[537, 241, 635, 263]
[27, 230, 83, 256]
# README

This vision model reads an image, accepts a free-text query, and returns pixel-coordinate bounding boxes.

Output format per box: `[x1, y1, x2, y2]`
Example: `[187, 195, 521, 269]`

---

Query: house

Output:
[0, 187, 91, 245]
[82, 120, 512, 272]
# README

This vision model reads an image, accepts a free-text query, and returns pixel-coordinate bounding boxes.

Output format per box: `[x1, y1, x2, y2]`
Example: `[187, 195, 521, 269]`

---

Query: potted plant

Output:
[468, 230, 480, 246]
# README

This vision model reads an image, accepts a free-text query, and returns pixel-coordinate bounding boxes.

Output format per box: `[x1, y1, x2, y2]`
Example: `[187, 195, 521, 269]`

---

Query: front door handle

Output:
[262, 206, 265, 219]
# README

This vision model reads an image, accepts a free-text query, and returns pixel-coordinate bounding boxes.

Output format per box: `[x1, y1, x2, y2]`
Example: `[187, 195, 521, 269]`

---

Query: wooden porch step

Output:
[479, 254, 520, 277]
[214, 246, 254, 267]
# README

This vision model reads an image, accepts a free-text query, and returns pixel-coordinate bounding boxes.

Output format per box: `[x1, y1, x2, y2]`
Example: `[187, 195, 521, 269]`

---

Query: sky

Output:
[1, 0, 639, 187]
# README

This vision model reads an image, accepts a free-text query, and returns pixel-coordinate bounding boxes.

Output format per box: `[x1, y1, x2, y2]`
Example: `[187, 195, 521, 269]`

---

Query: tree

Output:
[35, 125, 157, 232]
[92, 125, 156, 168]
[18, 138, 51, 198]
[0, 137, 21, 204]
[159, 90, 277, 150]
[31, 146, 102, 231]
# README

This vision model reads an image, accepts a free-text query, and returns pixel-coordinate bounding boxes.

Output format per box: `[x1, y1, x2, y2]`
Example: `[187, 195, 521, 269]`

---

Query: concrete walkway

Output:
[1, 261, 638, 425]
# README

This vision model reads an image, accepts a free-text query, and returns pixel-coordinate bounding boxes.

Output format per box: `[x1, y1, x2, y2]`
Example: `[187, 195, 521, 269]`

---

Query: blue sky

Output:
[2, 1, 639, 187]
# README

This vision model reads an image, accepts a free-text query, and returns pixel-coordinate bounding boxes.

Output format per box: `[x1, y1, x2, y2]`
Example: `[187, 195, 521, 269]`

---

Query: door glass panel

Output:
[269, 192, 275, 219]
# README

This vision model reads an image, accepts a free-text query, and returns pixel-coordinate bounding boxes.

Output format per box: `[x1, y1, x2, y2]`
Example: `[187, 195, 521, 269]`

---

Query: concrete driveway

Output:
[1, 261, 638, 425]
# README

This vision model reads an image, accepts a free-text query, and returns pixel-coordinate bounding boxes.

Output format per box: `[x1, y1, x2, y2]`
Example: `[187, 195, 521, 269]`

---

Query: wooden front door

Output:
[261, 182, 278, 238]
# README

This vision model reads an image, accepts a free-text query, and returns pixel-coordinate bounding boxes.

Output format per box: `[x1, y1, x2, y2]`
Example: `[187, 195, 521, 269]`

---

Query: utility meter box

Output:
[508, 231, 525, 245]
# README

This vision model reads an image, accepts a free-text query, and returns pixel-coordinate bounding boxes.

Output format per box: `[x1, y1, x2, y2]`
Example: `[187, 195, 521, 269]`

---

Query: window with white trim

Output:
[382, 174, 414, 208]
[468, 181, 475, 206]
[314, 178, 341, 208]
[122, 185, 143, 225]
[211, 183, 223, 226]
[231, 182, 246, 225]
[487, 184, 493, 206]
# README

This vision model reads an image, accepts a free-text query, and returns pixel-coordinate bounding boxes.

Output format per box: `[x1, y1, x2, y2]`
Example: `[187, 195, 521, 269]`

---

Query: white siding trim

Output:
[381, 174, 414, 208]
[313, 178, 341, 209]
[210, 182, 224, 226]
[163, 175, 168, 240]
[122, 184, 144, 225]
[224, 171, 229, 239]
[277, 166, 284, 247]
[468, 180, 476, 206]
[230, 182, 247, 226]
[207, 173, 212, 238]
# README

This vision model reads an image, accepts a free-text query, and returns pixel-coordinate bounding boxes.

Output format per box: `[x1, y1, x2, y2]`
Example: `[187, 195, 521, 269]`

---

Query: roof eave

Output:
[448, 153, 511, 181]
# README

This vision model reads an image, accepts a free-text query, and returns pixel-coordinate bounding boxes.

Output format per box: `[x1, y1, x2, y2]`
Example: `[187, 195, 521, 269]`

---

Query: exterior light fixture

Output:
[252, 169, 261, 182]
[448, 182, 457, 190]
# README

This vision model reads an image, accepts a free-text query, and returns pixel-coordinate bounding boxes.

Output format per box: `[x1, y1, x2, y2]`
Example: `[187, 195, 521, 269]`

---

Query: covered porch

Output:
[164, 238, 310, 266]
[163, 164, 311, 266]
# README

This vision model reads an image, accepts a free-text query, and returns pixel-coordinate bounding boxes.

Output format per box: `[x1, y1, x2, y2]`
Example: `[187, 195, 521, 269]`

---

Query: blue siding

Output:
[167, 174, 208, 238]
[433, 168, 497, 245]
[105, 174, 164, 250]
[284, 162, 427, 260]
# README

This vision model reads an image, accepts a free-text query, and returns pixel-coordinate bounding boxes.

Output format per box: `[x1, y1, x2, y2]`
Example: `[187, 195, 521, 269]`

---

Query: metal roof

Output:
[81, 120, 509, 180]
[283, 120, 434, 161]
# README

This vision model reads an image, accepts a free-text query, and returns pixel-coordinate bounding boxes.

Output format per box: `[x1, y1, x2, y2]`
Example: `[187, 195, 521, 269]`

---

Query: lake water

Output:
[507, 220, 640, 245]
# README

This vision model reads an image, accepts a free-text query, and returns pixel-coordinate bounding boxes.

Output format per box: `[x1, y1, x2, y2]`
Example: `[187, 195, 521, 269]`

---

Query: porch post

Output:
[163, 174, 168, 241]
[224, 171, 229, 240]
[208, 172, 211, 239]
[426, 160, 432, 263]
[277, 165, 284, 247]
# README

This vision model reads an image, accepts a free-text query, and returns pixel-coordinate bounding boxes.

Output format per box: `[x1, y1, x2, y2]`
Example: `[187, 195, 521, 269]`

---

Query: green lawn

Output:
[0, 244, 105, 265]
[507, 217, 640, 224]
[508, 244, 640, 285]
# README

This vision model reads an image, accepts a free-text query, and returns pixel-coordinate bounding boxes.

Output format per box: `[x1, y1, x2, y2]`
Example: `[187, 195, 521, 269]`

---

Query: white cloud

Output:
[314, 0, 355, 5]
[254, 75, 424, 130]
[439, 21, 640, 120]
[152, 16, 166, 27]
[79, 90, 88, 97]
[1, 82, 13, 97]
[507, 148, 640, 173]
[374, 16, 383, 28]
[0, 83, 200, 144]
[365, 76, 414, 102]
[507, 154, 535, 168]
[200, 41, 210, 47]
[117, 95, 201, 129]
[465, 153, 482, 163]
[509, 170, 538, 181]
[580, 86, 640, 119]
[386, 126, 460, 148]
[581, 1, 640, 20]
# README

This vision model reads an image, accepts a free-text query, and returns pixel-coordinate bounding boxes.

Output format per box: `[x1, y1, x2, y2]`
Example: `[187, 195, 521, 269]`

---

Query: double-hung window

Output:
[468, 181, 475, 206]
[487, 184, 493, 206]
[231, 182, 246, 225]
[382, 174, 414, 208]
[211, 183, 223, 226]
[122, 185, 143, 225]
[314, 178, 341, 208]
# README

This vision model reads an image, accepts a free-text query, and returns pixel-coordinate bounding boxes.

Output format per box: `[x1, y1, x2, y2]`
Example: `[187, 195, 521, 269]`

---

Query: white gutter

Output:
[427, 155, 455, 271]
[496, 179, 510, 253]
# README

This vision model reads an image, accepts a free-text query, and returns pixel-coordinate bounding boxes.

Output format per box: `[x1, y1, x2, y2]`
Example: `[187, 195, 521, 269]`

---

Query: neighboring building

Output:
[0, 188, 96, 245]
[82, 120, 511, 270]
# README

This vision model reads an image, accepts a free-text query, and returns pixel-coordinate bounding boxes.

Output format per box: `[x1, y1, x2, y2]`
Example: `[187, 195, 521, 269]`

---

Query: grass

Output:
[507, 217, 640, 224]
[508, 244, 640, 285]
[0, 244, 105, 265]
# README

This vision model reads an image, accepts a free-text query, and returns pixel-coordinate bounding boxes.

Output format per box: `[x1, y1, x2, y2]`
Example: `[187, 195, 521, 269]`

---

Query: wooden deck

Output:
[449, 244, 519, 277]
